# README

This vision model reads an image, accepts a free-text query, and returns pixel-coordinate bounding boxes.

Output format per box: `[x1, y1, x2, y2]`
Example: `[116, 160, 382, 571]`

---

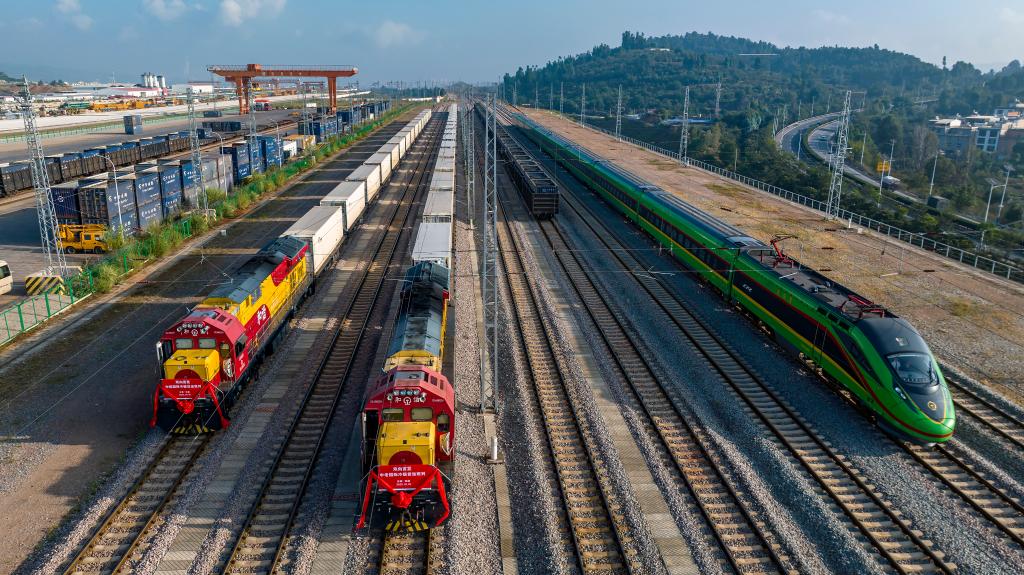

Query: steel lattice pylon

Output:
[186, 88, 208, 214]
[678, 86, 690, 164]
[826, 90, 853, 220]
[246, 83, 259, 169]
[480, 95, 499, 413]
[20, 78, 68, 277]
[615, 84, 623, 140]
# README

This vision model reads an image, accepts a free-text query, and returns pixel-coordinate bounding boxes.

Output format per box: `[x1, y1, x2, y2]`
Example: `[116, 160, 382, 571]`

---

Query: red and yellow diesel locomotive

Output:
[357, 261, 454, 532]
[152, 236, 310, 433]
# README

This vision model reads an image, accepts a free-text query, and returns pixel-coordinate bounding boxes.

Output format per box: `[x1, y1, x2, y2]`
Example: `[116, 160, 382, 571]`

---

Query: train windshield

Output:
[887, 353, 937, 389]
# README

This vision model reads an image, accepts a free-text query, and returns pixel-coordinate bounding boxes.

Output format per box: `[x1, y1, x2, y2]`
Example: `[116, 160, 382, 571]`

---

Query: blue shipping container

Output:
[136, 200, 163, 230]
[79, 182, 138, 231]
[233, 161, 251, 183]
[160, 185, 183, 219]
[132, 170, 161, 205]
[50, 182, 81, 225]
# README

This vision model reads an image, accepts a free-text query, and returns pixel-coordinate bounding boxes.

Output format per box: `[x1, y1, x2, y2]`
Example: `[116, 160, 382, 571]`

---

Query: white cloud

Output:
[55, 0, 93, 30]
[374, 20, 423, 49]
[56, 0, 81, 13]
[144, 0, 189, 20]
[1001, 7, 1024, 24]
[219, 0, 286, 26]
[811, 9, 850, 25]
[71, 12, 93, 30]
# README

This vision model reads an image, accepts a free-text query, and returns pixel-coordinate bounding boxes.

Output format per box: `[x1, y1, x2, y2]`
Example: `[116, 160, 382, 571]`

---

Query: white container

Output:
[321, 180, 366, 230]
[411, 222, 452, 268]
[435, 156, 455, 173]
[423, 189, 454, 223]
[282, 205, 346, 276]
[377, 142, 401, 170]
[346, 163, 382, 202]
[430, 170, 454, 192]
[388, 135, 407, 159]
[366, 152, 393, 184]
[281, 140, 298, 160]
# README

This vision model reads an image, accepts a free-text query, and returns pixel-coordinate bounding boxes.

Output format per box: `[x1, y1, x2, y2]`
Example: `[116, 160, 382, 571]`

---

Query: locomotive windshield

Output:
[887, 353, 937, 389]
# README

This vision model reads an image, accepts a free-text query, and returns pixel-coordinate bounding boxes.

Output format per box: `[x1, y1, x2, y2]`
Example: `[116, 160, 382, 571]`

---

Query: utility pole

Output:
[879, 139, 895, 201]
[512, 80, 517, 106]
[186, 87, 207, 216]
[715, 80, 722, 118]
[826, 92, 832, 113]
[825, 90, 852, 219]
[559, 82, 564, 115]
[678, 86, 690, 164]
[549, 84, 553, 110]
[481, 95, 498, 413]
[860, 131, 867, 164]
[247, 79, 258, 169]
[20, 78, 68, 278]
[463, 101, 476, 229]
[615, 84, 623, 140]
[997, 166, 1012, 220]
[580, 83, 586, 125]
[928, 148, 939, 200]
[810, 97, 815, 116]
[534, 85, 538, 109]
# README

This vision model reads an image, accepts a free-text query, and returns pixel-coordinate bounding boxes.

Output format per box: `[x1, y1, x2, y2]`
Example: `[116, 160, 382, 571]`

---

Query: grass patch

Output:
[948, 298, 976, 318]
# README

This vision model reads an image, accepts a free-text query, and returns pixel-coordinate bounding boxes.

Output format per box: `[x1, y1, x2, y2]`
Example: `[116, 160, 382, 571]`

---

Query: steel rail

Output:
[222, 111, 443, 574]
[62, 436, 209, 575]
[541, 152, 954, 575]
[495, 195, 634, 574]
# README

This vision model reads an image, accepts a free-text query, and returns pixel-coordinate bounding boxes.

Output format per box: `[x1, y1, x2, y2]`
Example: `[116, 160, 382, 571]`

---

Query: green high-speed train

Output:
[518, 112, 955, 444]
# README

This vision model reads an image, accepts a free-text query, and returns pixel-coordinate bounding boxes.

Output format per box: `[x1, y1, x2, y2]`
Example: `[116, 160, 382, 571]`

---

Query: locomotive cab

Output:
[357, 365, 454, 533]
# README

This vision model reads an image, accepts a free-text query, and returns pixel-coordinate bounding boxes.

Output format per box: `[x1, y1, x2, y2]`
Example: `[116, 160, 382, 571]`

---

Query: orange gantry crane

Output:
[207, 64, 358, 115]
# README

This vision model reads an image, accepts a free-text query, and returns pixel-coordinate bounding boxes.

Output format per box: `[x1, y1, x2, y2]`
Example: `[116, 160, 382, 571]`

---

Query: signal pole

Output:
[481, 95, 499, 413]
[825, 90, 852, 219]
[580, 83, 586, 125]
[678, 86, 690, 164]
[615, 84, 623, 140]
[549, 84, 553, 110]
[715, 80, 722, 118]
[186, 87, 207, 216]
[559, 82, 564, 115]
[20, 78, 68, 278]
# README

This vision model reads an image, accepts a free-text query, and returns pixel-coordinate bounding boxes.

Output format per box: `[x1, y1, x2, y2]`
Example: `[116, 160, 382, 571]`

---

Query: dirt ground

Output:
[524, 109, 1024, 395]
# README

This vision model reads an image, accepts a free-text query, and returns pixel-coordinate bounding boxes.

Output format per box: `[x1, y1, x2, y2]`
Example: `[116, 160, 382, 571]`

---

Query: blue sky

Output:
[1, 0, 1022, 85]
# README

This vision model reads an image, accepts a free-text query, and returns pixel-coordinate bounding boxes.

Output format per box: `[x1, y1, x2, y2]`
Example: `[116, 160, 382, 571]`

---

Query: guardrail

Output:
[575, 120, 1024, 284]
[0, 287, 89, 347]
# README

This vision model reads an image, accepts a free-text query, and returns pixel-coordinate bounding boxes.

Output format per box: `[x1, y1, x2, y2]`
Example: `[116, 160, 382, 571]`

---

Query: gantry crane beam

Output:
[207, 64, 357, 114]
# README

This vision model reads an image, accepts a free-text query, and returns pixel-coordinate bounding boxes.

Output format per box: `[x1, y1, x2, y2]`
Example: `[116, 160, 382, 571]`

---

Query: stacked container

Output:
[117, 169, 162, 230]
[78, 175, 138, 232]
[138, 163, 183, 219]
[258, 135, 282, 170]
[124, 114, 143, 135]
[50, 181, 82, 225]
[222, 143, 251, 183]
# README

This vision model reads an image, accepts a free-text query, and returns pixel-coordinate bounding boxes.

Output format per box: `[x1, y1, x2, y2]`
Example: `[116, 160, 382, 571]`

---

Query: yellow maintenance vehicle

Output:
[58, 224, 108, 254]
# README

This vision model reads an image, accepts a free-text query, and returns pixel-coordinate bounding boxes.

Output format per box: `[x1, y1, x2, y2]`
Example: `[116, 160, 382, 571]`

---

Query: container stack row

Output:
[50, 153, 235, 234]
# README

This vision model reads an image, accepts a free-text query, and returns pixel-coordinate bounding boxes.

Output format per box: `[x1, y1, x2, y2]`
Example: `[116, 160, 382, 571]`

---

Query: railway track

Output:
[945, 374, 1024, 452]
[542, 166, 954, 574]
[220, 112, 444, 574]
[62, 436, 210, 575]
[520, 197, 792, 573]
[57, 117, 416, 575]
[495, 194, 636, 574]
[362, 529, 441, 575]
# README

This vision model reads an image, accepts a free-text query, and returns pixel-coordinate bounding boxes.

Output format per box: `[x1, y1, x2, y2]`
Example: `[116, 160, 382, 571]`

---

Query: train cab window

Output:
[175, 338, 194, 349]
[382, 408, 404, 422]
[235, 334, 248, 355]
[887, 353, 938, 390]
[437, 413, 450, 432]
[411, 407, 433, 422]
[199, 338, 217, 349]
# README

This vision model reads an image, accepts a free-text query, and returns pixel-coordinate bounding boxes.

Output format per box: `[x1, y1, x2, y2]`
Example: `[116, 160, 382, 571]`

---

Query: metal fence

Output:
[0, 288, 88, 347]
[581, 122, 1024, 284]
